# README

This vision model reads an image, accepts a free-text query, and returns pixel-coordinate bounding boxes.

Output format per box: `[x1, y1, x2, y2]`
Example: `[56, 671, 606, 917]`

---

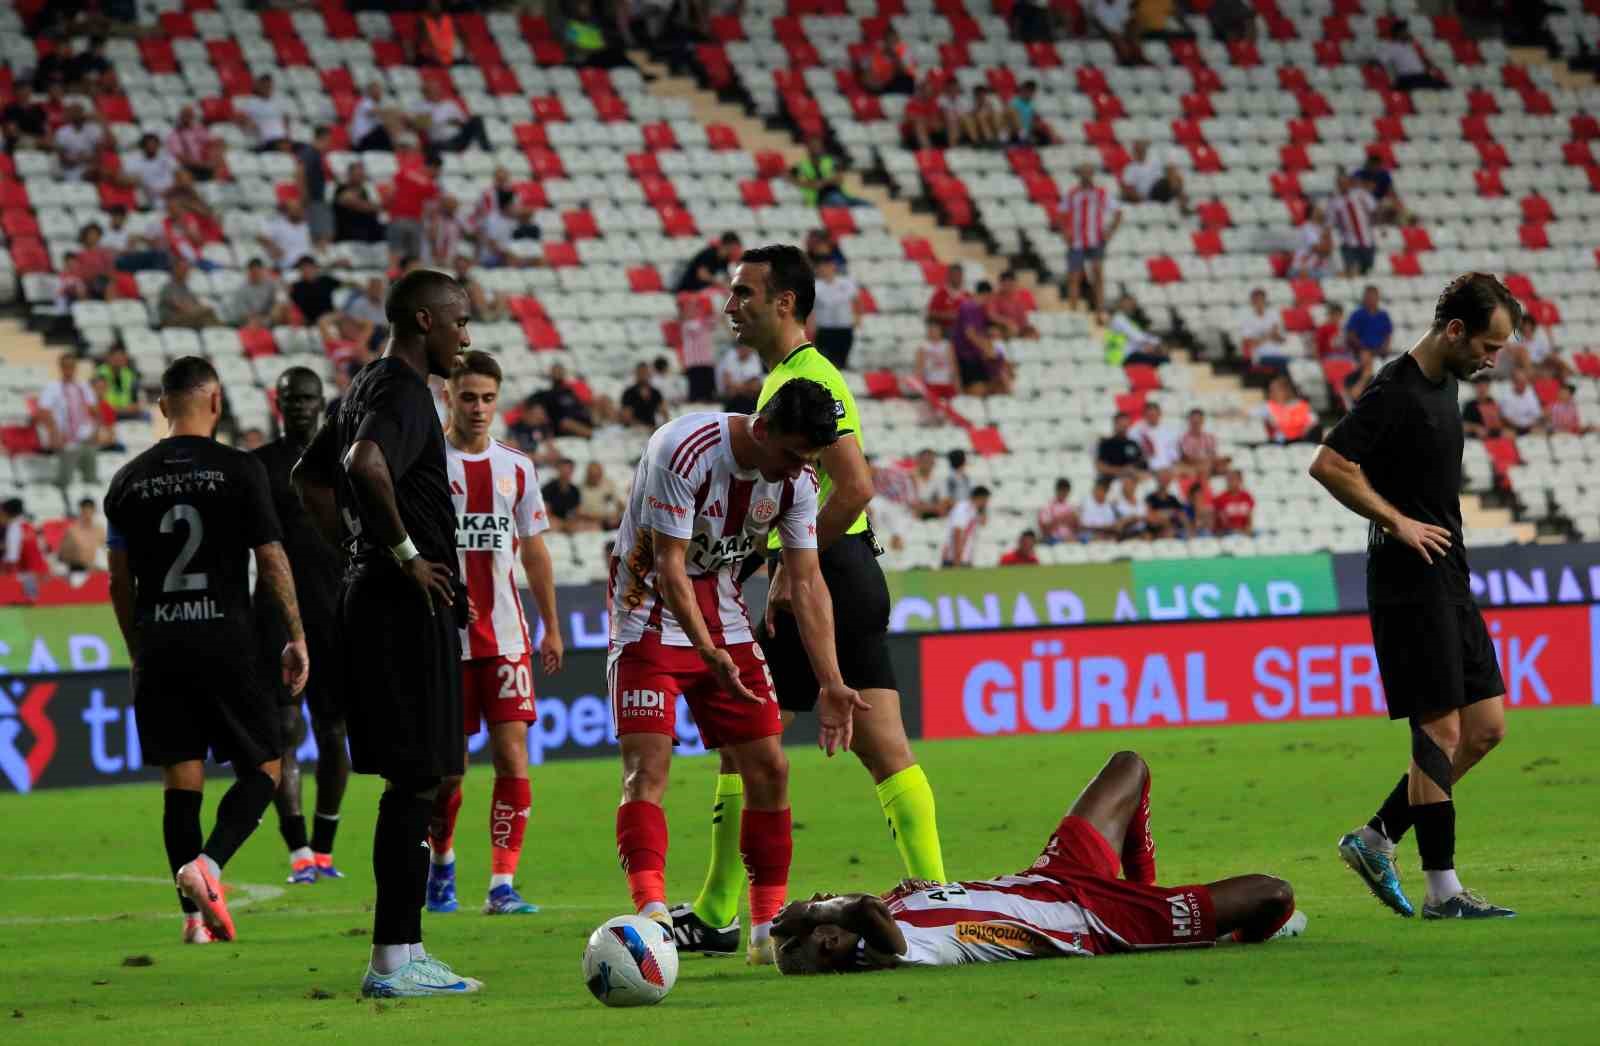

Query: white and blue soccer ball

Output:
[583, 915, 679, 1007]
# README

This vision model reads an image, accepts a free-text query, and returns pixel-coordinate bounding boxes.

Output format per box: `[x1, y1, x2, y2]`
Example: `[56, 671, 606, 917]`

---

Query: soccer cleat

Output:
[1271, 910, 1309, 940]
[425, 861, 459, 914]
[176, 861, 236, 941]
[182, 916, 214, 944]
[481, 883, 540, 915]
[1337, 830, 1414, 917]
[313, 854, 345, 880]
[287, 857, 318, 885]
[360, 958, 482, 998]
[668, 902, 740, 956]
[746, 935, 776, 966]
[1422, 890, 1516, 920]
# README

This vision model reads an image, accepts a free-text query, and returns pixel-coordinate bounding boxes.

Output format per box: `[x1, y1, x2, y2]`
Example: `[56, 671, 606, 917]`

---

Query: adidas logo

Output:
[517, 698, 533, 711]
[705, 501, 724, 518]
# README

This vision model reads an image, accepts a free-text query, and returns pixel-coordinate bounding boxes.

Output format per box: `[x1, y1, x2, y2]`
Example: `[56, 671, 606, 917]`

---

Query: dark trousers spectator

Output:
[686, 365, 716, 403]
[1395, 73, 1449, 91]
[115, 250, 170, 272]
[723, 392, 758, 415]
[356, 126, 393, 152]
[438, 117, 490, 153]
[815, 327, 855, 370]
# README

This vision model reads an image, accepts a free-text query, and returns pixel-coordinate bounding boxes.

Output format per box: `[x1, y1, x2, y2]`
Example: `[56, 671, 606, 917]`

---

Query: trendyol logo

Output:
[0, 679, 59, 793]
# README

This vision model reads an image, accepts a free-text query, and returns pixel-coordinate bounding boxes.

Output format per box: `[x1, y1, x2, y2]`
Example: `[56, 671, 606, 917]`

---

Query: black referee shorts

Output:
[758, 533, 897, 712]
[1369, 600, 1505, 721]
[339, 561, 464, 780]
[134, 650, 281, 770]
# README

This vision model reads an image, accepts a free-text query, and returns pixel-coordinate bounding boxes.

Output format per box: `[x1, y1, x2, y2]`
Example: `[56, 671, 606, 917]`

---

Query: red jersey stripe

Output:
[723, 478, 755, 536]
[668, 422, 719, 473]
[462, 456, 500, 659]
[672, 430, 721, 478]
[510, 458, 532, 653]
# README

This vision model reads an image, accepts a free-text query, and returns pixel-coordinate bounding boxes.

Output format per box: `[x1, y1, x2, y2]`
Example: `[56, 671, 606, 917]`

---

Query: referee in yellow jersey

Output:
[669, 244, 946, 955]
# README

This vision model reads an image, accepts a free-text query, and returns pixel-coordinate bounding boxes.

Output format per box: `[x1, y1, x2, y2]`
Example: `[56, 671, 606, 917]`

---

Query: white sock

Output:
[431, 847, 455, 867]
[1356, 824, 1391, 850]
[290, 846, 314, 864]
[371, 944, 410, 974]
[199, 854, 221, 879]
[409, 942, 428, 962]
[489, 873, 514, 890]
[639, 901, 669, 921]
[1425, 869, 1462, 902]
[750, 921, 772, 946]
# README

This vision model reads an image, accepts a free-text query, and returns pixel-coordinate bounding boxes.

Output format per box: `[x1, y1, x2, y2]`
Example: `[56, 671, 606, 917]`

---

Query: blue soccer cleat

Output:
[1338, 830, 1414, 917]
[426, 861, 459, 914]
[360, 957, 482, 998]
[287, 857, 318, 885]
[1422, 890, 1516, 920]
[481, 883, 540, 915]
[313, 854, 345, 880]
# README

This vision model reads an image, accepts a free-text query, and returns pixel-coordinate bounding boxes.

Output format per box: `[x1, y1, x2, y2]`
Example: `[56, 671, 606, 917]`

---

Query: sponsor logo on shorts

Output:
[750, 497, 779, 525]
[619, 689, 668, 717]
[954, 921, 1054, 955]
[1167, 891, 1203, 939]
[647, 495, 688, 519]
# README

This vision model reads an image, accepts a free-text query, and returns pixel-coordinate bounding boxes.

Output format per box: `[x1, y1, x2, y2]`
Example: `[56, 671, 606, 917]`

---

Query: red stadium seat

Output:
[1520, 194, 1555, 223]
[820, 207, 856, 237]
[915, 149, 949, 176]
[1295, 90, 1332, 118]
[1291, 279, 1324, 306]
[1286, 117, 1319, 144]
[514, 181, 549, 209]
[1083, 120, 1118, 146]
[1170, 118, 1206, 146]
[738, 179, 776, 207]
[0, 182, 29, 209]
[849, 93, 884, 121]
[919, 260, 949, 286]
[1277, 67, 1310, 93]
[1097, 143, 1130, 175]
[1146, 256, 1182, 284]
[1188, 144, 1223, 172]
[1006, 147, 1042, 174]
[10, 240, 49, 274]
[139, 38, 177, 73]
[1475, 141, 1509, 167]
[753, 150, 788, 179]
[1518, 224, 1549, 250]
[531, 96, 567, 122]
[1400, 226, 1434, 251]
[1575, 352, 1600, 379]
[1518, 87, 1554, 115]
[514, 123, 549, 149]
[658, 206, 698, 237]
[591, 94, 630, 122]
[2, 210, 40, 239]
[240, 328, 277, 358]
[1196, 199, 1232, 228]
[562, 211, 599, 240]
[1467, 89, 1499, 115]
[542, 241, 579, 269]
[863, 371, 901, 399]
[1226, 39, 1261, 66]
[1192, 229, 1224, 256]
[1374, 115, 1406, 141]
[521, 318, 563, 349]
[1473, 168, 1505, 196]
[1076, 67, 1108, 94]
[1090, 93, 1125, 121]
[1124, 364, 1161, 393]
[1572, 112, 1600, 140]
[1188, 66, 1222, 93]
[1314, 39, 1343, 66]
[639, 175, 679, 208]
[1025, 42, 1060, 67]
[901, 236, 936, 262]
[1531, 299, 1561, 326]
[1322, 358, 1356, 394]
[624, 151, 659, 176]
[1381, 89, 1413, 116]
[1389, 253, 1422, 277]
[705, 124, 740, 150]
[1021, 171, 1057, 203]
[986, 67, 1018, 97]
[1279, 145, 1311, 172]
[627, 266, 664, 293]
[1563, 141, 1595, 166]
[1282, 306, 1315, 332]
[1181, 92, 1214, 119]
[526, 148, 565, 179]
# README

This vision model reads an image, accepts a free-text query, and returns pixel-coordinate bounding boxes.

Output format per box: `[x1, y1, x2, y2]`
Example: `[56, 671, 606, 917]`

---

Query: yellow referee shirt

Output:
[757, 342, 867, 550]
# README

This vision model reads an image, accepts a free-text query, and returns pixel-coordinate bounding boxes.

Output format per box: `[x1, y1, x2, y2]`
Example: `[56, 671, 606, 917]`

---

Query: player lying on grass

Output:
[772, 751, 1305, 973]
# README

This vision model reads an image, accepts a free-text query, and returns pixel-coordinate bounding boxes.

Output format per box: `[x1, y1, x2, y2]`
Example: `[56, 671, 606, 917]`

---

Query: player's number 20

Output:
[497, 661, 532, 699]
[159, 504, 208, 593]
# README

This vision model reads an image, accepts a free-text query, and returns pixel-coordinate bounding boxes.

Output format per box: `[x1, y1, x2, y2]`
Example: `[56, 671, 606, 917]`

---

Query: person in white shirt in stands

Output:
[52, 101, 107, 181]
[1377, 19, 1448, 91]
[1128, 400, 1182, 472]
[1327, 169, 1378, 277]
[1237, 287, 1296, 368]
[1089, 0, 1144, 65]
[410, 80, 489, 153]
[1496, 368, 1545, 436]
[34, 352, 101, 499]
[1515, 313, 1570, 381]
[1119, 141, 1189, 214]
[1106, 293, 1169, 367]
[1288, 202, 1333, 281]
[716, 340, 765, 415]
[1036, 478, 1079, 544]
[117, 132, 179, 208]
[350, 81, 405, 152]
[915, 316, 959, 401]
[808, 256, 861, 370]
[259, 199, 316, 274]
[1078, 476, 1126, 541]
[940, 485, 990, 568]
[233, 73, 292, 152]
[1112, 474, 1147, 539]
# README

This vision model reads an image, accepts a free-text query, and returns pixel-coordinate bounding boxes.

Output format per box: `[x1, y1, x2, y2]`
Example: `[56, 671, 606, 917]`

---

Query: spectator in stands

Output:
[101, 206, 158, 271]
[119, 132, 179, 209]
[942, 448, 973, 507]
[167, 105, 221, 181]
[384, 150, 443, 263]
[982, 318, 1016, 396]
[1062, 165, 1121, 313]
[1178, 408, 1225, 477]
[350, 81, 405, 153]
[1130, 400, 1182, 472]
[915, 316, 959, 401]
[859, 26, 918, 95]
[1105, 292, 1169, 367]
[65, 224, 116, 302]
[408, 0, 460, 66]
[57, 497, 104, 573]
[35, 353, 100, 501]
[1517, 313, 1570, 380]
[447, 256, 500, 324]
[926, 265, 966, 334]
[1090, 0, 1145, 65]
[471, 167, 542, 266]
[951, 280, 1002, 395]
[411, 79, 490, 153]
[331, 161, 387, 245]
[1255, 375, 1318, 444]
[989, 270, 1038, 339]
[1237, 287, 1294, 368]
[288, 256, 350, 340]
[904, 448, 946, 519]
[422, 194, 469, 267]
[1342, 349, 1378, 410]
[1000, 530, 1040, 566]
[226, 258, 289, 329]
[157, 195, 208, 271]
[1112, 474, 1148, 539]
[940, 485, 990, 568]
[296, 126, 335, 244]
[809, 255, 861, 369]
[1497, 369, 1545, 436]
[234, 73, 292, 152]
[1096, 413, 1146, 478]
[1461, 379, 1505, 439]
[1119, 141, 1189, 214]
[1353, 152, 1406, 226]
[676, 231, 741, 293]
[1037, 478, 1079, 544]
[1010, 81, 1061, 147]
[1079, 476, 1124, 541]
[157, 257, 221, 329]
[95, 343, 142, 420]
[1144, 471, 1189, 539]
[1211, 469, 1256, 534]
[260, 199, 316, 274]
[166, 169, 224, 243]
[1010, 0, 1055, 44]
[791, 137, 867, 208]
[52, 102, 107, 182]
[1344, 285, 1394, 356]
[620, 361, 667, 430]
[541, 458, 587, 533]
[0, 498, 49, 597]
[966, 85, 1022, 147]
[1328, 169, 1378, 277]
[804, 228, 847, 271]
[1547, 384, 1588, 435]
[680, 290, 721, 402]
[240, 427, 267, 451]
[1288, 203, 1333, 281]
[2, 83, 49, 149]
[1378, 19, 1448, 92]
[1207, 0, 1256, 41]
[576, 461, 624, 531]
[1314, 302, 1347, 359]
[539, 363, 597, 438]
[508, 399, 556, 460]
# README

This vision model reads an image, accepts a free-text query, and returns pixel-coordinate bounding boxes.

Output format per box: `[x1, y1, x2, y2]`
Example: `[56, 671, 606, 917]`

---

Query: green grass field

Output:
[3, 708, 1593, 1045]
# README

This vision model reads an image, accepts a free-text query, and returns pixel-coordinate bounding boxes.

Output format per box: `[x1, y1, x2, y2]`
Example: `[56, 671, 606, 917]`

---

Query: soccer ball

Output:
[583, 915, 679, 1007]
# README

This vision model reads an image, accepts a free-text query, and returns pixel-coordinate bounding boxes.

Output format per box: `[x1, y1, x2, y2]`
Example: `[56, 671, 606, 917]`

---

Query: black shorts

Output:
[264, 613, 344, 724]
[339, 562, 464, 780]
[1369, 601, 1505, 721]
[956, 353, 990, 389]
[1149, 177, 1175, 203]
[758, 533, 897, 712]
[134, 653, 281, 769]
[1341, 245, 1376, 274]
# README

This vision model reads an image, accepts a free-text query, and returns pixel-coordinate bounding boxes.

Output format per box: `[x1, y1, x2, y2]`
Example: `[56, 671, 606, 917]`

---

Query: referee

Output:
[1311, 272, 1519, 921]
[293, 269, 482, 995]
[671, 244, 946, 954]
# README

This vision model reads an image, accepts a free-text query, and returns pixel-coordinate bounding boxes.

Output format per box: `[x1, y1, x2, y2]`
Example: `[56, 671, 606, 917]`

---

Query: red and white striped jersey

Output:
[881, 876, 1106, 965]
[1328, 188, 1377, 248]
[1061, 185, 1119, 249]
[609, 412, 819, 648]
[446, 438, 549, 661]
[941, 499, 983, 566]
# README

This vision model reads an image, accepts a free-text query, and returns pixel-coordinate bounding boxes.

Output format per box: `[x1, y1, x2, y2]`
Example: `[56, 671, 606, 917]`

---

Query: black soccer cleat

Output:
[1421, 890, 1516, 920]
[668, 902, 740, 956]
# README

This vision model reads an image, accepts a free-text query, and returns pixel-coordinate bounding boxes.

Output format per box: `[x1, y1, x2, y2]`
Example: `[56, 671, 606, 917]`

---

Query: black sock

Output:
[164, 788, 204, 914]
[280, 814, 308, 853]
[1368, 773, 1415, 843]
[311, 812, 340, 855]
[202, 770, 276, 869]
[1411, 800, 1456, 872]
[372, 788, 433, 945]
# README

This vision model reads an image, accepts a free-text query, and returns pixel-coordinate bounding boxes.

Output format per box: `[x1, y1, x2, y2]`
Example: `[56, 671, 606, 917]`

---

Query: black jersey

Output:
[1323, 352, 1470, 605]
[104, 435, 282, 664]
[253, 435, 341, 627]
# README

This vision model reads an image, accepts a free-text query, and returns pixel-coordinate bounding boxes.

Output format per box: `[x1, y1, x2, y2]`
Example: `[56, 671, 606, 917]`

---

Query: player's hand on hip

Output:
[540, 629, 564, 675]
[815, 683, 869, 757]
[703, 646, 760, 704]
[1385, 515, 1451, 564]
[282, 639, 310, 696]
[402, 555, 455, 614]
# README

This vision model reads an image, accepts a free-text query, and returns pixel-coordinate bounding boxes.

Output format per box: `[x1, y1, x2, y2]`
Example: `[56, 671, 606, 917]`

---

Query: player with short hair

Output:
[610, 377, 866, 964]
[294, 268, 483, 995]
[1312, 272, 1521, 920]
[425, 350, 564, 916]
[673, 244, 946, 959]
[105, 356, 310, 944]
[773, 751, 1305, 974]
[255, 366, 351, 885]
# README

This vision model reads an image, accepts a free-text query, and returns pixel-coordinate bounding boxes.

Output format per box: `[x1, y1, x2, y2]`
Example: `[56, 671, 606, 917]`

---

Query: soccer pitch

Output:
[3, 708, 1592, 1045]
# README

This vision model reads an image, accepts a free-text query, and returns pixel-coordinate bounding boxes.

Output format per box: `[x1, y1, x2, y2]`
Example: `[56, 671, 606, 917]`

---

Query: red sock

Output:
[429, 784, 463, 856]
[616, 800, 668, 912]
[1122, 771, 1157, 885]
[740, 808, 792, 926]
[489, 776, 531, 876]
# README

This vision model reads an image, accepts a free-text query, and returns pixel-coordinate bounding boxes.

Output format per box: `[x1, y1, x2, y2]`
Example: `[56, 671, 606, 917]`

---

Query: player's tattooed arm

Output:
[107, 547, 139, 662]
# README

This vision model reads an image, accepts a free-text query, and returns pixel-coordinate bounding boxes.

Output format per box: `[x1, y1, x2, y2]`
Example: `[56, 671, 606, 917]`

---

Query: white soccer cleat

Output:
[182, 915, 214, 944]
[1271, 910, 1309, 940]
[360, 957, 483, 998]
[746, 935, 776, 966]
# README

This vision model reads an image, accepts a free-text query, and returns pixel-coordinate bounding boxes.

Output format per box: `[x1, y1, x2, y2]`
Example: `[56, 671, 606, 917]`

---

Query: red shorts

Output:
[608, 631, 780, 750]
[1027, 815, 1217, 951]
[461, 652, 540, 732]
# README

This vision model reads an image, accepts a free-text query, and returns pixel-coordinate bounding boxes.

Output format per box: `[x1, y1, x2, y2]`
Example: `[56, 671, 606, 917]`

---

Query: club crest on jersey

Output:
[497, 474, 517, 497]
[750, 497, 779, 525]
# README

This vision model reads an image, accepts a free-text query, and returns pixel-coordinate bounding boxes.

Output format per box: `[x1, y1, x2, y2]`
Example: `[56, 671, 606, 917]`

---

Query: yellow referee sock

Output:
[876, 764, 945, 882]
[691, 773, 745, 929]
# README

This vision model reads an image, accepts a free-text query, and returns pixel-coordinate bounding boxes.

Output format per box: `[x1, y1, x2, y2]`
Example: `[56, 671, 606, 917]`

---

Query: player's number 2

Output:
[497, 661, 532, 699]
[159, 504, 208, 593]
